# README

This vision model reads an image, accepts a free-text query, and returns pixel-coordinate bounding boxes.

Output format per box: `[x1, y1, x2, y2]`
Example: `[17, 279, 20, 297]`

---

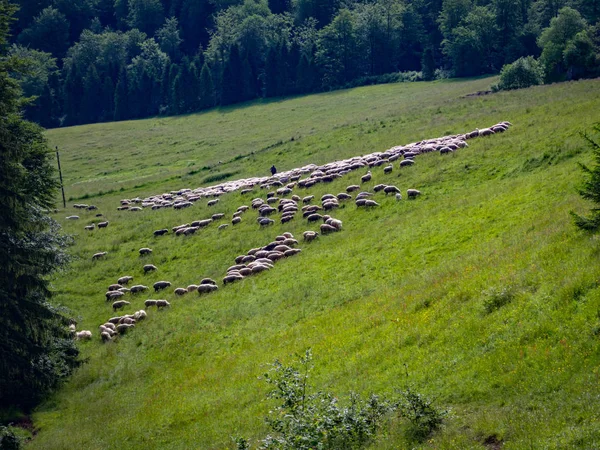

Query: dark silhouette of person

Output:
[270, 165, 277, 176]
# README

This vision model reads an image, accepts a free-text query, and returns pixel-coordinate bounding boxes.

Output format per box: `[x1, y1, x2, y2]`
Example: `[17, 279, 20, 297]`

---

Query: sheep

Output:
[273, 245, 291, 253]
[116, 323, 135, 334]
[84, 224, 95, 231]
[284, 249, 301, 257]
[267, 251, 285, 262]
[302, 195, 315, 204]
[192, 219, 212, 228]
[174, 287, 188, 296]
[307, 214, 323, 223]
[143, 264, 157, 274]
[239, 267, 253, 276]
[237, 205, 250, 212]
[383, 185, 401, 195]
[232, 217, 242, 225]
[103, 322, 116, 331]
[219, 224, 230, 230]
[107, 316, 122, 324]
[75, 330, 92, 340]
[282, 238, 298, 247]
[320, 224, 337, 234]
[92, 252, 108, 260]
[112, 300, 131, 311]
[396, 193, 402, 201]
[197, 284, 218, 294]
[212, 213, 225, 220]
[144, 299, 157, 308]
[373, 184, 387, 193]
[283, 232, 294, 239]
[346, 185, 360, 192]
[303, 231, 318, 242]
[440, 147, 453, 154]
[66, 215, 80, 220]
[156, 300, 170, 309]
[383, 165, 393, 174]
[97, 221, 109, 228]
[101, 331, 112, 342]
[361, 171, 372, 183]
[153, 281, 171, 292]
[223, 274, 244, 284]
[106, 291, 124, 301]
[251, 264, 270, 273]
[154, 229, 168, 236]
[325, 218, 342, 230]
[337, 193, 352, 200]
[108, 284, 123, 291]
[139, 247, 153, 256]
[355, 198, 367, 207]
[407, 189, 421, 199]
[130, 285, 149, 294]
[118, 275, 134, 285]
[184, 226, 199, 235]
[399, 159, 414, 167]
[134, 310, 147, 321]
[187, 284, 199, 292]
[364, 200, 380, 207]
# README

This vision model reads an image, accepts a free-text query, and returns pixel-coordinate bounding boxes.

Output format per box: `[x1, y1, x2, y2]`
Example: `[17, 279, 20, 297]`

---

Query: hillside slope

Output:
[29, 78, 600, 449]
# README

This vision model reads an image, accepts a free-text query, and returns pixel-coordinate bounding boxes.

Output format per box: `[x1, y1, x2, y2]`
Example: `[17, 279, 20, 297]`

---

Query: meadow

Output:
[25, 76, 600, 448]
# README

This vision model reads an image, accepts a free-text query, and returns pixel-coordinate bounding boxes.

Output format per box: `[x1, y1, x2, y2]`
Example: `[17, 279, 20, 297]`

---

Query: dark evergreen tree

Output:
[100, 76, 115, 121]
[421, 46, 436, 80]
[198, 61, 215, 109]
[113, 67, 129, 121]
[296, 53, 317, 93]
[268, 0, 290, 14]
[17, 6, 70, 57]
[0, 0, 79, 410]
[63, 65, 84, 125]
[220, 45, 243, 105]
[264, 46, 279, 97]
[128, 0, 165, 36]
[572, 126, 600, 231]
[81, 64, 102, 124]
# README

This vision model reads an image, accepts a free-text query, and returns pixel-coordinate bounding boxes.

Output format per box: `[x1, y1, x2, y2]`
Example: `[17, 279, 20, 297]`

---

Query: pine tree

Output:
[113, 68, 129, 121]
[421, 46, 436, 80]
[264, 46, 279, 97]
[198, 61, 215, 109]
[220, 45, 243, 105]
[572, 126, 600, 231]
[81, 64, 102, 124]
[100, 76, 114, 122]
[0, 0, 79, 410]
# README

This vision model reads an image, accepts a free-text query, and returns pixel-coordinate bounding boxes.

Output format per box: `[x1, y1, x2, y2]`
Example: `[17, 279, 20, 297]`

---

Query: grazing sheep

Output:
[219, 224, 230, 230]
[112, 300, 131, 312]
[232, 217, 242, 225]
[187, 285, 199, 292]
[383, 185, 401, 195]
[267, 251, 285, 262]
[174, 288, 188, 296]
[373, 184, 387, 192]
[156, 299, 170, 309]
[325, 218, 342, 230]
[144, 299, 157, 308]
[84, 224, 95, 231]
[92, 252, 108, 260]
[106, 291, 124, 301]
[399, 159, 414, 167]
[197, 284, 218, 294]
[383, 165, 393, 174]
[302, 195, 315, 204]
[337, 193, 352, 200]
[212, 213, 225, 220]
[97, 221, 109, 228]
[303, 231, 318, 242]
[355, 198, 367, 207]
[130, 284, 149, 294]
[108, 284, 123, 291]
[76, 330, 92, 340]
[346, 185, 360, 192]
[223, 274, 244, 284]
[259, 218, 275, 226]
[101, 331, 112, 342]
[117, 276, 133, 286]
[108, 316, 122, 324]
[274, 245, 291, 253]
[153, 281, 171, 292]
[139, 247, 153, 256]
[284, 249, 301, 257]
[116, 323, 135, 334]
[134, 310, 147, 321]
[320, 224, 337, 234]
[207, 199, 219, 207]
[143, 264, 157, 274]
[407, 189, 421, 199]
[307, 213, 323, 223]
[283, 232, 294, 239]
[66, 216, 80, 220]
[396, 193, 402, 201]
[154, 229, 168, 236]
[364, 200, 380, 207]
[361, 171, 372, 183]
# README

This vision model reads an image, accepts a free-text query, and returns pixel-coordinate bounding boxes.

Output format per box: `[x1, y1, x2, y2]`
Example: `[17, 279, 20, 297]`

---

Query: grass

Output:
[22, 76, 600, 449]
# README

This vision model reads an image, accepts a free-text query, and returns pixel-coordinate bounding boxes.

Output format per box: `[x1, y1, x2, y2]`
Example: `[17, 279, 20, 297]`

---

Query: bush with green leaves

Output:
[482, 286, 516, 314]
[0, 426, 21, 450]
[234, 350, 447, 449]
[492, 56, 544, 92]
[571, 125, 600, 231]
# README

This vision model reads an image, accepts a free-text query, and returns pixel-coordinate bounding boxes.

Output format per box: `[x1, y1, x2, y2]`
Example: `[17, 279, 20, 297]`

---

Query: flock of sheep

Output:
[70, 122, 510, 342]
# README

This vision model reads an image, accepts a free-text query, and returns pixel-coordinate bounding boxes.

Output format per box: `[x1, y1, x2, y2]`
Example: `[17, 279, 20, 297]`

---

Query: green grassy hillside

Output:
[27, 77, 600, 449]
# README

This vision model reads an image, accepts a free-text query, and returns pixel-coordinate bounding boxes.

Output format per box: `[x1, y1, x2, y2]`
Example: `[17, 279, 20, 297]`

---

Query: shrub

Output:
[492, 56, 544, 92]
[0, 426, 21, 450]
[482, 286, 515, 313]
[396, 387, 447, 442]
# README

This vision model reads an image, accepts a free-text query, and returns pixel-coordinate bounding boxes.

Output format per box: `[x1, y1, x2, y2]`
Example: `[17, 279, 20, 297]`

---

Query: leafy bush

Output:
[396, 387, 447, 442]
[235, 350, 448, 449]
[482, 286, 516, 313]
[492, 56, 544, 92]
[0, 426, 21, 450]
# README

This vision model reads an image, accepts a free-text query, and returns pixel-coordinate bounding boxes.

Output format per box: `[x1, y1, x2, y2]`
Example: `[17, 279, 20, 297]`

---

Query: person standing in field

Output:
[270, 165, 277, 176]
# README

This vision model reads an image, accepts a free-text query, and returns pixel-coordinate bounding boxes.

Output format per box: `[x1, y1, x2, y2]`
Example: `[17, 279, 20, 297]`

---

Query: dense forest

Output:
[8, 0, 600, 127]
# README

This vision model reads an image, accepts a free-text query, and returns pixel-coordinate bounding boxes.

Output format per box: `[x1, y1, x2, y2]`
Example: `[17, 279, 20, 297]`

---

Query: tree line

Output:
[9, 0, 600, 127]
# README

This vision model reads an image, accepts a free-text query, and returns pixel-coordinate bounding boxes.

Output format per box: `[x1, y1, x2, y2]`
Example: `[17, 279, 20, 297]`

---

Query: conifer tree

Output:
[113, 67, 129, 121]
[572, 126, 600, 231]
[0, 0, 79, 410]
[198, 61, 215, 109]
